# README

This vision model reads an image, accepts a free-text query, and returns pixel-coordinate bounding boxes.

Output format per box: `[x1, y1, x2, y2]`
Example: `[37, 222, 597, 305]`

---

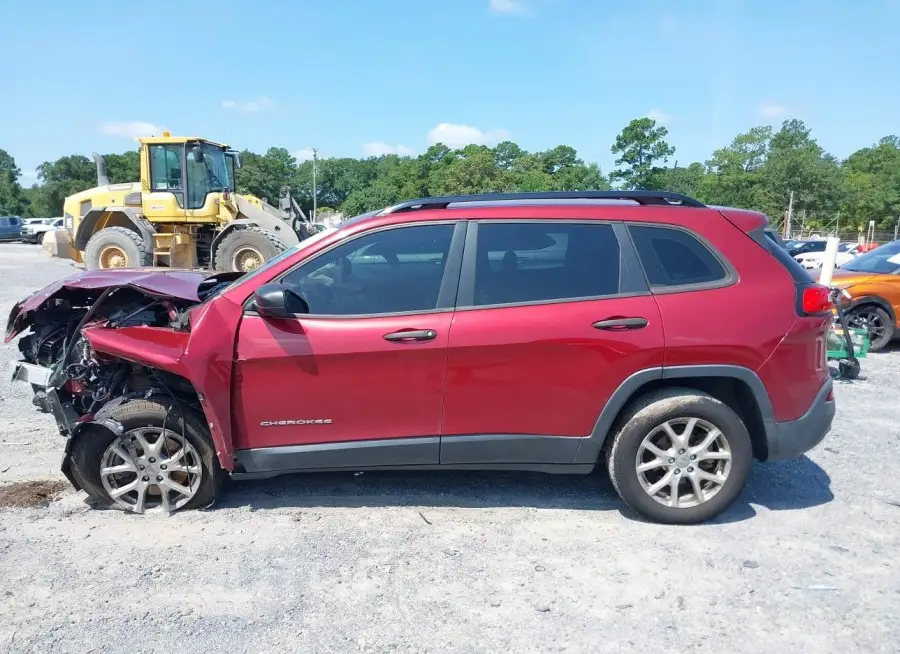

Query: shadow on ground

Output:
[211, 455, 833, 524]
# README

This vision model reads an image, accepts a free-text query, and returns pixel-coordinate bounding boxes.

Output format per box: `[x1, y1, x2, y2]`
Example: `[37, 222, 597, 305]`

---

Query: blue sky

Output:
[2, 0, 898, 183]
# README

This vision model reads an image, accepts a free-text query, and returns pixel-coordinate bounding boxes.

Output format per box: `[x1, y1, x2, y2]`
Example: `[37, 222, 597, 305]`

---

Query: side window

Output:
[281, 224, 455, 316]
[472, 222, 620, 306]
[0, 218, 8, 227]
[629, 225, 728, 288]
[8, 217, 19, 226]
[148, 145, 184, 207]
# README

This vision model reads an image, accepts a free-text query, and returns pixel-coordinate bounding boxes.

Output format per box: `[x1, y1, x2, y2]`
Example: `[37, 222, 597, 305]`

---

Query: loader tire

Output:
[214, 227, 286, 273]
[84, 227, 152, 270]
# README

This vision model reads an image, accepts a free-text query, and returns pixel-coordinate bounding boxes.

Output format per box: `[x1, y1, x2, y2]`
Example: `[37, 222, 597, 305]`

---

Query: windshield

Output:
[841, 240, 900, 274]
[204, 226, 341, 301]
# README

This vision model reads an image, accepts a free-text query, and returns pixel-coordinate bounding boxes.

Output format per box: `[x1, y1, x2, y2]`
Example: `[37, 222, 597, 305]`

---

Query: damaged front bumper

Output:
[10, 360, 83, 490]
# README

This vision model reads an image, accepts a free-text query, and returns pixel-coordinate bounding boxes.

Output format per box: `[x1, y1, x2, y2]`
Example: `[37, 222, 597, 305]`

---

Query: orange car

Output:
[832, 240, 900, 351]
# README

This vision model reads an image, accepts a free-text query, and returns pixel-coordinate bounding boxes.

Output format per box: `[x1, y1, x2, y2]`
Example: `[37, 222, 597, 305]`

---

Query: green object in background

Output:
[827, 327, 870, 359]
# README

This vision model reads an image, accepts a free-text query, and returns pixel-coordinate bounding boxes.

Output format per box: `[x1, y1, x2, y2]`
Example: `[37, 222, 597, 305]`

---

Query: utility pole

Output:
[311, 148, 319, 223]
[784, 190, 794, 239]
[835, 210, 840, 238]
[894, 217, 899, 242]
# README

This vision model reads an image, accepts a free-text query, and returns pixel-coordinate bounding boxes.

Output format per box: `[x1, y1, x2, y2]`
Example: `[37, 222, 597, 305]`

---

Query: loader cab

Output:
[139, 135, 237, 222]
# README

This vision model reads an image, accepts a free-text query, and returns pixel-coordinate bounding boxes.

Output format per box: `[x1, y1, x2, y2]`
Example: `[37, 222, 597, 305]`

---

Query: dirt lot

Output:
[1, 242, 899, 653]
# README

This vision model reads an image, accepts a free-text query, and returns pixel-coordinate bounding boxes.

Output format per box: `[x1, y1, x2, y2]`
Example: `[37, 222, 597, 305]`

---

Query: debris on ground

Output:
[0, 480, 69, 508]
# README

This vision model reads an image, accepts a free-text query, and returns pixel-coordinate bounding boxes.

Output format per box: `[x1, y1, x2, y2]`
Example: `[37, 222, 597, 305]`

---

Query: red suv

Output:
[6, 191, 835, 524]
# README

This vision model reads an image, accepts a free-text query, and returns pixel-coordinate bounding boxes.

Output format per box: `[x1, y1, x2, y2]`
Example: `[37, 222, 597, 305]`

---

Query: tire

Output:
[847, 304, 894, 352]
[213, 226, 286, 273]
[606, 388, 753, 525]
[68, 397, 224, 514]
[84, 227, 152, 270]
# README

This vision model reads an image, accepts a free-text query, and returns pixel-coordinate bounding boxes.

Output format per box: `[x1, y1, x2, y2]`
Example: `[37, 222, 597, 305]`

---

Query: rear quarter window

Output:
[629, 224, 731, 289]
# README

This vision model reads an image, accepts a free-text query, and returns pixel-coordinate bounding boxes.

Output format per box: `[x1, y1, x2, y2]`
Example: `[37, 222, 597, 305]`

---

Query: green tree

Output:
[32, 155, 96, 216]
[0, 149, 26, 215]
[610, 118, 675, 189]
[104, 150, 141, 184]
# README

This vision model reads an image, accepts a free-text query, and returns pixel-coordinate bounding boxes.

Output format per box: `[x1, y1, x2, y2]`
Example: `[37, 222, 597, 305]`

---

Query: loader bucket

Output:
[42, 229, 79, 262]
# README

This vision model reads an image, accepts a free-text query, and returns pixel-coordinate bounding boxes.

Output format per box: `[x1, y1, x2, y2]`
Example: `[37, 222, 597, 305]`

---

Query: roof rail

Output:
[381, 190, 706, 214]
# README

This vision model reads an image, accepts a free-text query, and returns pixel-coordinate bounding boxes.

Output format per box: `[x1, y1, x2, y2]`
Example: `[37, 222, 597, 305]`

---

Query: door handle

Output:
[383, 329, 438, 342]
[592, 317, 648, 330]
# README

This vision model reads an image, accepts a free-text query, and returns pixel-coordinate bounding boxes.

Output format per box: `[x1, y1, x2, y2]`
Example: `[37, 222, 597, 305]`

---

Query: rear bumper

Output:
[765, 378, 835, 461]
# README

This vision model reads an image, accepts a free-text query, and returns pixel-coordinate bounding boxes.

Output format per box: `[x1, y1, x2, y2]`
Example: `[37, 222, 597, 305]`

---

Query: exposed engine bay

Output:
[11, 272, 241, 419]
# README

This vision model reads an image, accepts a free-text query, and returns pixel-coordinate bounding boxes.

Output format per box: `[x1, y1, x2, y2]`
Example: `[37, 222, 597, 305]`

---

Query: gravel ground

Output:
[1, 242, 899, 653]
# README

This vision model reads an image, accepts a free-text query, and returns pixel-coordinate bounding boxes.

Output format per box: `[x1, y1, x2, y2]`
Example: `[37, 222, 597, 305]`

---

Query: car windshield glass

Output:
[841, 241, 900, 274]
[205, 226, 341, 300]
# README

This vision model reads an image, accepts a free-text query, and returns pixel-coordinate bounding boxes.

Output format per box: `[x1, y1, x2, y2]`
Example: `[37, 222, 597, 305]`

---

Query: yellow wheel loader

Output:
[45, 134, 313, 272]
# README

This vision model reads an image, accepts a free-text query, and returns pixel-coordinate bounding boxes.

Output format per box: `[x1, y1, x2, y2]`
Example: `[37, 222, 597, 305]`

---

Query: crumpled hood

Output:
[4, 268, 228, 343]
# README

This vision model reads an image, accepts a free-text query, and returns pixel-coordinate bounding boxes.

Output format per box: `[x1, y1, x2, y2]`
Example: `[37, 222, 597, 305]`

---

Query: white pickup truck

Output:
[20, 217, 64, 244]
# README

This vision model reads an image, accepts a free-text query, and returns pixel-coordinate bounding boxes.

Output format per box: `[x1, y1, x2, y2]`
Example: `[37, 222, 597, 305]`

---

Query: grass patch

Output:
[0, 480, 69, 508]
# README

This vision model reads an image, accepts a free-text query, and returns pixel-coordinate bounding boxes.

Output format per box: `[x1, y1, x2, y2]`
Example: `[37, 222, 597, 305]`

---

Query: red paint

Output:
[233, 312, 453, 449]
[442, 297, 664, 436]
[26, 198, 831, 468]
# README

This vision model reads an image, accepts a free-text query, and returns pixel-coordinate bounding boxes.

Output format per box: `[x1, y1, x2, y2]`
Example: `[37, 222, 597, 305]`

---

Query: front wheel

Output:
[847, 305, 894, 352]
[83, 227, 153, 269]
[69, 398, 224, 514]
[606, 389, 753, 525]
[214, 227, 285, 273]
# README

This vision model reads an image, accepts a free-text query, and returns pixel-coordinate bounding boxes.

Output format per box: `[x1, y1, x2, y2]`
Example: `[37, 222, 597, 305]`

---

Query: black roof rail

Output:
[380, 190, 706, 214]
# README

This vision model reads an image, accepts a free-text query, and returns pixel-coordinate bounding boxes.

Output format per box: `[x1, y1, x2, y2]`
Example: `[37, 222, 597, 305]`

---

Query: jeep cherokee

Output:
[6, 191, 835, 524]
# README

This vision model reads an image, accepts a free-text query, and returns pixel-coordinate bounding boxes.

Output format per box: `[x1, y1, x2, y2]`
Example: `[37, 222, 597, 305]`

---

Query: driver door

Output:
[232, 221, 465, 466]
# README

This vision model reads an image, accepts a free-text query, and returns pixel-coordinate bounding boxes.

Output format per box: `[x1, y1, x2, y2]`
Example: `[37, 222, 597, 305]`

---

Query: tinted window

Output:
[8, 217, 19, 226]
[0, 218, 7, 226]
[630, 225, 727, 287]
[472, 222, 620, 306]
[281, 224, 455, 315]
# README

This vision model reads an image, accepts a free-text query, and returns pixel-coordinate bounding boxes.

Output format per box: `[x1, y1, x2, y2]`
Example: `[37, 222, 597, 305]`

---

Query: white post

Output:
[311, 148, 318, 223]
[784, 190, 794, 239]
[818, 236, 840, 287]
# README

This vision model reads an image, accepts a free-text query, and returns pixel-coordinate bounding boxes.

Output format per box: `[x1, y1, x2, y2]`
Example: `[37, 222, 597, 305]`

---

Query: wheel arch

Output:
[847, 295, 897, 327]
[572, 365, 776, 465]
[75, 207, 155, 251]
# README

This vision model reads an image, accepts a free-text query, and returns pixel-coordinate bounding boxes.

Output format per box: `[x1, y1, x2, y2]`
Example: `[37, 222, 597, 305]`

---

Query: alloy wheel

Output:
[99, 427, 203, 514]
[634, 417, 732, 509]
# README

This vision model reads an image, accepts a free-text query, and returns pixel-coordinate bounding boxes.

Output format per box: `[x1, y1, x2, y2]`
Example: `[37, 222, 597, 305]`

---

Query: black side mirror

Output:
[253, 283, 290, 318]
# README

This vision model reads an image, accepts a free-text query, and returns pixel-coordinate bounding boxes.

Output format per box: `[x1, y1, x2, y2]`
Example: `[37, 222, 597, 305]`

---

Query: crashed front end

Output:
[5, 270, 241, 491]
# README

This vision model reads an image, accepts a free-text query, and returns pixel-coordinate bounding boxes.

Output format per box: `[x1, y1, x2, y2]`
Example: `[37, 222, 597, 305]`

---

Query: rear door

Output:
[232, 221, 465, 466]
[440, 220, 664, 464]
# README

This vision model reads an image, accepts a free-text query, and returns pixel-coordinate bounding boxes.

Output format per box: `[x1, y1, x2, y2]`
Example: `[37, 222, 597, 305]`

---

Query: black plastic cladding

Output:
[380, 191, 707, 214]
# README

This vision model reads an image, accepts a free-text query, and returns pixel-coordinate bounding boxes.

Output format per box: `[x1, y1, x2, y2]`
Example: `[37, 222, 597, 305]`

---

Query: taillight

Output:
[801, 285, 831, 315]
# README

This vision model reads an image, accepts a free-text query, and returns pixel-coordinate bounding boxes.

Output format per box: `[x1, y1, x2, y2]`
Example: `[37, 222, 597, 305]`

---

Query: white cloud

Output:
[646, 109, 671, 124]
[489, 0, 531, 15]
[760, 103, 788, 118]
[363, 142, 414, 157]
[426, 123, 511, 149]
[293, 148, 316, 162]
[99, 121, 166, 139]
[221, 96, 274, 113]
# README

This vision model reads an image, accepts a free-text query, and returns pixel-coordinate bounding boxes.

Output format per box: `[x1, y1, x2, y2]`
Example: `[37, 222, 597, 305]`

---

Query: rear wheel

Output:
[214, 227, 285, 273]
[606, 389, 753, 524]
[69, 398, 224, 514]
[84, 227, 152, 270]
[847, 304, 893, 352]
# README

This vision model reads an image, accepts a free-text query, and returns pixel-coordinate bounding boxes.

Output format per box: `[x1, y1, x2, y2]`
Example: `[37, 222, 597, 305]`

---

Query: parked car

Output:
[830, 239, 900, 351]
[0, 215, 23, 241]
[6, 191, 835, 524]
[794, 241, 861, 270]
[788, 239, 827, 258]
[20, 217, 64, 244]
